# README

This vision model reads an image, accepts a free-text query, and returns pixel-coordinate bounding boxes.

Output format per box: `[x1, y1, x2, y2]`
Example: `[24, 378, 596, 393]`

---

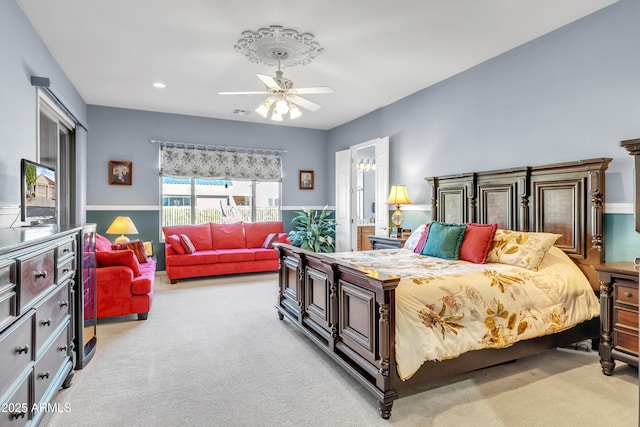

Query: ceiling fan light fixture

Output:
[274, 99, 289, 115]
[255, 97, 274, 118]
[270, 112, 283, 122]
[289, 104, 302, 120]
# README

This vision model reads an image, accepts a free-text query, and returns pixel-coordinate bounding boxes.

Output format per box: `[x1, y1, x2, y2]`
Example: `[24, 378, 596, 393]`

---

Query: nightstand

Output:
[368, 236, 407, 250]
[595, 262, 639, 375]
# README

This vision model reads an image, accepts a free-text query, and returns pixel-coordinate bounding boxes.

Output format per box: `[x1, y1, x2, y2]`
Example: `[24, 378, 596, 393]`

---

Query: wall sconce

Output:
[106, 216, 139, 243]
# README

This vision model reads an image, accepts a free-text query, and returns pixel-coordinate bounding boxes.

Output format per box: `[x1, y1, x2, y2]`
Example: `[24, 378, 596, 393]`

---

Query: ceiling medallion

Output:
[234, 25, 323, 67]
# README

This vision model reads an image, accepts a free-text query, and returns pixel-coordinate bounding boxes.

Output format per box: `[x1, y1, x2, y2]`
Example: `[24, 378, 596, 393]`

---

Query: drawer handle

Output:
[57, 345, 68, 352]
[624, 291, 633, 298]
[11, 412, 26, 420]
[40, 318, 52, 326]
[34, 270, 48, 279]
[15, 345, 29, 355]
[60, 301, 68, 308]
[38, 371, 50, 379]
[63, 248, 70, 253]
[63, 268, 70, 273]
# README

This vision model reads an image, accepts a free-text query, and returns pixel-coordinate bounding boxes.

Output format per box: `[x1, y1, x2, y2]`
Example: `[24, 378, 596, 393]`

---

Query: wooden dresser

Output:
[0, 226, 81, 426]
[595, 262, 639, 375]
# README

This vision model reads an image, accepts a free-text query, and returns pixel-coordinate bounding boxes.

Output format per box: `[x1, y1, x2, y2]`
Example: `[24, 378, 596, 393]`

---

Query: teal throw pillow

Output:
[420, 221, 467, 260]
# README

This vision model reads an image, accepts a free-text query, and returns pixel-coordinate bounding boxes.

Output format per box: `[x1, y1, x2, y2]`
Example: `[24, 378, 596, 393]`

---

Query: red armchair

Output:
[95, 234, 156, 320]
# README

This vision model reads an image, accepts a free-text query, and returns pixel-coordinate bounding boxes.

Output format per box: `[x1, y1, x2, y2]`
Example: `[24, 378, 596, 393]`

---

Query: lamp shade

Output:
[106, 216, 139, 243]
[386, 185, 412, 205]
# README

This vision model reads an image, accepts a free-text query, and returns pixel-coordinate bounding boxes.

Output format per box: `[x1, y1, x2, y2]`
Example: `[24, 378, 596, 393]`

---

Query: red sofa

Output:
[162, 221, 289, 284]
[95, 234, 156, 320]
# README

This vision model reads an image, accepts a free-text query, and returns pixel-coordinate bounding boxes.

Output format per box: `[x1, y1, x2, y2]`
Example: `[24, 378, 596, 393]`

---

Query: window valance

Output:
[160, 146, 282, 181]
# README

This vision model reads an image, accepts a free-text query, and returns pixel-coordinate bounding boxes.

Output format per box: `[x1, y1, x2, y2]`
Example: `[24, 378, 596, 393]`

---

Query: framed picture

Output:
[299, 170, 314, 190]
[109, 160, 132, 185]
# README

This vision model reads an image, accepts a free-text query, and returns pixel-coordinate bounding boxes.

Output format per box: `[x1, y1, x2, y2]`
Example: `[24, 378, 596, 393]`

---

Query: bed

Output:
[275, 158, 611, 419]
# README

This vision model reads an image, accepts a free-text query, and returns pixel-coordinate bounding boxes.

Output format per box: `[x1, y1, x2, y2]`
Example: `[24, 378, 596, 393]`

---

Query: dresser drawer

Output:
[0, 371, 31, 427]
[18, 249, 55, 312]
[33, 322, 70, 405]
[0, 311, 33, 392]
[56, 239, 75, 259]
[56, 256, 75, 284]
[614, 281, 638, 307]
[615, 306, 639, 330]
[614, 327, 639, 356]
[34, 283, 70, 358]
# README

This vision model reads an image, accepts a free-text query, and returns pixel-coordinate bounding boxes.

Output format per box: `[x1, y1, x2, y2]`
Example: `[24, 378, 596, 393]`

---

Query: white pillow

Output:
[403, 224, 427, 251]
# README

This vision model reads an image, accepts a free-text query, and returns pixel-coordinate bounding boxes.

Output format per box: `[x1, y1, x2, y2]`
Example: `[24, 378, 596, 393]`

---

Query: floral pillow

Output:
[487, 229, 561, 270]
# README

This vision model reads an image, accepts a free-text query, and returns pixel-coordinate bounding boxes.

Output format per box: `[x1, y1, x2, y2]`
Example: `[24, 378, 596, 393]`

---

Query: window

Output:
[161, 177, 281, 226]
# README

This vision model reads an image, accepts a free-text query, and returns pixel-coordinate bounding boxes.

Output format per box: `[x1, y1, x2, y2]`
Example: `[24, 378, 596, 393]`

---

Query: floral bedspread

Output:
[329, 247, 600, 380]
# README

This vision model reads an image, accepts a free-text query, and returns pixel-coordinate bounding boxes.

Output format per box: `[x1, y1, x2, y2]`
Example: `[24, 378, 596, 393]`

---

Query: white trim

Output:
[605, 203, 633, 214]
[86, 205, 160, 211]
[399, 204, 431, 211]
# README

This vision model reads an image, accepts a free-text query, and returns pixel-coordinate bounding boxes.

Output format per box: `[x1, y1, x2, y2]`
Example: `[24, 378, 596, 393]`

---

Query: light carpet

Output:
[42, 272, 638, 427]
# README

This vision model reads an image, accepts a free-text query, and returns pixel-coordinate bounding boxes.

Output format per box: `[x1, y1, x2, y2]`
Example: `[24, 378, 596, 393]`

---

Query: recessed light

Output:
[153, 82, 166, 89]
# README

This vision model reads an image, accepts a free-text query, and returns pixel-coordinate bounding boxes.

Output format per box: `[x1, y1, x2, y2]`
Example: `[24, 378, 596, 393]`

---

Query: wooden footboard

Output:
[276, 243, 400, 418]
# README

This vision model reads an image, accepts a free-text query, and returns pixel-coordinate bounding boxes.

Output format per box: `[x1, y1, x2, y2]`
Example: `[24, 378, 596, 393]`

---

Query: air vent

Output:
[233, 109, 252, 115]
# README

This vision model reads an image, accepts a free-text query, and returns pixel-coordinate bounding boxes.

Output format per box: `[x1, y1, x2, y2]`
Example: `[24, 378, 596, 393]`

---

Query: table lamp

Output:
[106, 216, 139, 243]
[386, 185, 412, 237]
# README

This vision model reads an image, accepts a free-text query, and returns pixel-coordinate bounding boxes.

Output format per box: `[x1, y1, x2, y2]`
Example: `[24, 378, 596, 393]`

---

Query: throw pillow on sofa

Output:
[96, 234, 113, 252]
[96, 250, 142, 277]
[262, 233, 277, 248]
[166, 234, 186, 255]
[180, 234, 197, 254]
[112, 240, 149, 263]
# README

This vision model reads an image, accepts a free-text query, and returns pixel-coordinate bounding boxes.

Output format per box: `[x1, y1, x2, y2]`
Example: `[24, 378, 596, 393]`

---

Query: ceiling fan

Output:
[219, 64, 333, 121]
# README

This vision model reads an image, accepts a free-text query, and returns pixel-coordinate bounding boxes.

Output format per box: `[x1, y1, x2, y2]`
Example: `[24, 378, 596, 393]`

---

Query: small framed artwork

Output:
[299, 170, 314, 190]
[109, 160, 132, 185]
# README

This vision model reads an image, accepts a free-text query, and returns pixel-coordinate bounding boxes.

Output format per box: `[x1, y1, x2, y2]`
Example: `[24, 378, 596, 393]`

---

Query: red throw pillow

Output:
[112, 240, 148, 263]
[180, 234, 197, 254]
[95, 234, 113, 252]
[96, 250, 141, 277]
[166, 234, 185, 255]
[413, 224, 430, 254]
[459, 223, 498, 264]
[262, 233, 277, 249]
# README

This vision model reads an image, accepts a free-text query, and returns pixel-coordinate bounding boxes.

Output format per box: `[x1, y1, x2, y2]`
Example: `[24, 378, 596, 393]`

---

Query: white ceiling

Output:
[18, 0, 617, 131]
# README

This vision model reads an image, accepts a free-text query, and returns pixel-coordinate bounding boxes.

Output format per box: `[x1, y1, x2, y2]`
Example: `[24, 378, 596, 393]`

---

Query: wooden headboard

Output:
[426, 158, 612, 291]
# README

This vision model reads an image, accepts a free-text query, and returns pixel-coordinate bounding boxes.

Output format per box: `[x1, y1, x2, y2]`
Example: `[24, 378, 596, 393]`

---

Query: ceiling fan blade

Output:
[289, 95, 321, 112]
[218, 91, 271, 95]
[290, 86, 334, 95]
[256, 74, 281, 90]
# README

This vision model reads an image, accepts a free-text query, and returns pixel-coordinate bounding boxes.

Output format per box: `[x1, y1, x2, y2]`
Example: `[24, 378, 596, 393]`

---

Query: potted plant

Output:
[288, 207, 336, 253]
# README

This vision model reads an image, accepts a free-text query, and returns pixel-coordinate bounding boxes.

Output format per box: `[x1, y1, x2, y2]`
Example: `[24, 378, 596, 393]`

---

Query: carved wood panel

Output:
[304, 267, 332, 339]
[531, 178, 584, 257]
[339, 280, 376, 364]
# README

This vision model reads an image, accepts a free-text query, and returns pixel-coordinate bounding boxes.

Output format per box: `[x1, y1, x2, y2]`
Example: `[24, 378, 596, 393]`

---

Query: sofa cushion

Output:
[166, 234, 186, 255]
[216, 249, 254, 263]
[252, 248, 279, 261]
[211, 222, 246, 249]
[244, 221, 285, 248]
[96, 250, 141, 277]
[132, 259, 156, 295]
[96, 234, 113, 252]
[165, 250, 219, 267]
[163, 223, 213, 251]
